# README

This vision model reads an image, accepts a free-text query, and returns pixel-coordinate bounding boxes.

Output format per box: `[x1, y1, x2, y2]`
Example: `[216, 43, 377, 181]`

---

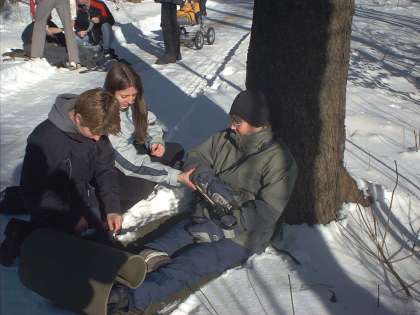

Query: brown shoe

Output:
[139, 249, 171, 273]
[155, 55, 177, 65]
[0, 218, 32, 267]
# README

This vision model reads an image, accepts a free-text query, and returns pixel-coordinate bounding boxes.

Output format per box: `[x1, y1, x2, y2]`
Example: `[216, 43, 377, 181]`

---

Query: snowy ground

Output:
[0, 0, 419, 314]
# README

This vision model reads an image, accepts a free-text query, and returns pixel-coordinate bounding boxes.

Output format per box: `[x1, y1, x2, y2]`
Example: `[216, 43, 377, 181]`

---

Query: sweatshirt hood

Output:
[48, 94, 79, 134]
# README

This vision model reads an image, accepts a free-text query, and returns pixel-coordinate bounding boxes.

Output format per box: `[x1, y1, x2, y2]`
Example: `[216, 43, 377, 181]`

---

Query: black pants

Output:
[118, 142, 184, 211]
[161, 2, 180, 57]
[199, 0, 207, 16]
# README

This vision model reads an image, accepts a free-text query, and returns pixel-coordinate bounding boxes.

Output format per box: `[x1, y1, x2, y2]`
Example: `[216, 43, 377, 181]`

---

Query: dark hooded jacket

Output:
[20, 94, 120, 231]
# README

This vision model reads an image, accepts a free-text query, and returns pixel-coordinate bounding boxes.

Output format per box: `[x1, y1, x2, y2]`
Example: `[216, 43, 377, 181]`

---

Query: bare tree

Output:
[246, 0, 367, 224]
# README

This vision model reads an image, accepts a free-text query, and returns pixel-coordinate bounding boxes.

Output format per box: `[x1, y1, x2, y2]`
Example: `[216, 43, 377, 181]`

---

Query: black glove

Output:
[193, 171, 238, 210]
[193, 171, 238, 228]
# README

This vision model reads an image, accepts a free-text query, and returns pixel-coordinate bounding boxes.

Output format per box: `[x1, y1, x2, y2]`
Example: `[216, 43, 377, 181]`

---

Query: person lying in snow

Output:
[104, 62, 195, 211]
[30, 0, 80, 69]
[0, 89, 123, 267]
[20, 17, 68, 66]
[106, 89, 299, 315]
[5, 15, 105, 68]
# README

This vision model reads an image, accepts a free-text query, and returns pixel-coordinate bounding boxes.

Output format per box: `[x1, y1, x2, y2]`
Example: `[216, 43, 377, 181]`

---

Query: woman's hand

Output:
[177, 168, 196, 190]
[106, 213, 123, 234]
[150, 143, 165, 157]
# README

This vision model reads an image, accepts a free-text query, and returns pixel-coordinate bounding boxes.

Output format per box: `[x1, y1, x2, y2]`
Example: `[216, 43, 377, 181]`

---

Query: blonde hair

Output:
[75, 88, 121, 135]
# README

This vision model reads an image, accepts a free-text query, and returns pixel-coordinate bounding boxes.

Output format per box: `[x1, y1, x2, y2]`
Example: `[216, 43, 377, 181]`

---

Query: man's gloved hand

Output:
[193, 171, 238, 217]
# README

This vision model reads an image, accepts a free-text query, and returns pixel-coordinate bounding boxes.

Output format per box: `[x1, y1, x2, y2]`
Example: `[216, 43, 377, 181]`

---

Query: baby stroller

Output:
[177, 0, 215, 50]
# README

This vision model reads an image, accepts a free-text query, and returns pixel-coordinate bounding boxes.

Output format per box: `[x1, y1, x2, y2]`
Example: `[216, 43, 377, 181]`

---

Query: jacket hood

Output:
[48, 94, 79, 134]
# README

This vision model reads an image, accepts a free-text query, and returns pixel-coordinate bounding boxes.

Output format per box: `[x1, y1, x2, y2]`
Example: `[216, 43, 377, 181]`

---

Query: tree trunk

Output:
[247, 0, 366, 224]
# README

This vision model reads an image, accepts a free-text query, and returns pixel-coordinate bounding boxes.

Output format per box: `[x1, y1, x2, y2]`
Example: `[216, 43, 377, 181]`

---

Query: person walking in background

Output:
[30, 0, 80, 69]
[155, 0, 184, 65]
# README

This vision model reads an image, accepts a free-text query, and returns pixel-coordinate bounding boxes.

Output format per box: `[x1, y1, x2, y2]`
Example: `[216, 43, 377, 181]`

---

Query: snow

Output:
[1, 0, 419, 314]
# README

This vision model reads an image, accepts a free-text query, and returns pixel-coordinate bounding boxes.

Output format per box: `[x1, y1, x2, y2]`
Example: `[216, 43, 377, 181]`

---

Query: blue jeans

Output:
[130, 220, 251, 310]
[101, 23, 113, 51]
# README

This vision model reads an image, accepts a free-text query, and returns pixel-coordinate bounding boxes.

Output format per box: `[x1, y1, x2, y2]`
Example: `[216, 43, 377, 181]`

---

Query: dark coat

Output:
[21, 20, 68, 66]
[184, 128, 298, 253]
[20, 94, 121, 231]
[75, 0, 115, 43]
[21, 20, 66, 47]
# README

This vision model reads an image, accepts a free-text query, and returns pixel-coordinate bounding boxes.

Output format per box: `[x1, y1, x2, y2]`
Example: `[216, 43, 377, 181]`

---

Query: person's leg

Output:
[30, 0, 55, 58]
[118, 170, 157, 211]
[55, 0, 80, 63]
[101, 23, 114, 53]
[142, 219, 194, 256]
[169, 3, 181, 60]
[130, 239, 251, 311]
[89, 25, 102, 46]
[157, 3, 178, 64]
[160, 3, 172, 55]
[199, 0, 207, 16]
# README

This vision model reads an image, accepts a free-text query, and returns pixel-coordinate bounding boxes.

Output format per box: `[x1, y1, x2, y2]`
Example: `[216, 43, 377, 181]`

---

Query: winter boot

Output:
[107, 284, 129, 314]
[107, 284, 144, 315]
[139, 248, 171, 273]
[0, 218, 32, 267]
[155, 54, 177, 65]
[0, 186, 27, 214]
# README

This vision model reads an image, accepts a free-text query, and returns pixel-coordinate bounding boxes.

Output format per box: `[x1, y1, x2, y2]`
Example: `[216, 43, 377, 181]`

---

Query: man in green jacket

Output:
[108, 90, 298, 315]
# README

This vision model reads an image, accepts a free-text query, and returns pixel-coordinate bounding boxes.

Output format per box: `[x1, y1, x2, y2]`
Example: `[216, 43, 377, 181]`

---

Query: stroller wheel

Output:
[194, 31, 204, 50]
[206, 27, 215, 45]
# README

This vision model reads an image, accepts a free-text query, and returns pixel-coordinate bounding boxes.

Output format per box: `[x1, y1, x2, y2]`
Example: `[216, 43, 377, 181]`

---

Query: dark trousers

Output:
[161, 3, 180, 57]
[132, 220, 251, 310]
[118, 142, 184, 211]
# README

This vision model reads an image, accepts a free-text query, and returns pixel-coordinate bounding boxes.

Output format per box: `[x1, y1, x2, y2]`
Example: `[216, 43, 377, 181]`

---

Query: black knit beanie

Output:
[229, 90, 270, 127]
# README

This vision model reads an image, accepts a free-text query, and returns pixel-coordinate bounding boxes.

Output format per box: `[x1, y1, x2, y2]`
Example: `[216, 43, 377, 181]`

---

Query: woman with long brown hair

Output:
[104, 62, 194, 210]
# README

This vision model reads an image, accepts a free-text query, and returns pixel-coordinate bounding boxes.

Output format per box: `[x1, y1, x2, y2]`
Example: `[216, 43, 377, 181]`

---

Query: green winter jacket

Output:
[185, 128, 298, 253]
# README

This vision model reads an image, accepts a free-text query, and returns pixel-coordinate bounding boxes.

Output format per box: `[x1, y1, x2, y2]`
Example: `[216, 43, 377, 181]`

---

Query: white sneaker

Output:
[66, 61, 82, 71]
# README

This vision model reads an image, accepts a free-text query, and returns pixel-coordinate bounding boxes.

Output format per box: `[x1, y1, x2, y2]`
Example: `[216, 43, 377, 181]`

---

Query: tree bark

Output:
[247, 0, 366, 224]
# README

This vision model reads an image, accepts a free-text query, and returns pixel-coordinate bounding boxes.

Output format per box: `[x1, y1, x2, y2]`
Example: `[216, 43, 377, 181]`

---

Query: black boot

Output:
[107, 284, 130, 315]
[155, 54, 177, 65]
[176, 49, 182, 61]
[0, 186, 27, 214]
[0, 218, 32, 267]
